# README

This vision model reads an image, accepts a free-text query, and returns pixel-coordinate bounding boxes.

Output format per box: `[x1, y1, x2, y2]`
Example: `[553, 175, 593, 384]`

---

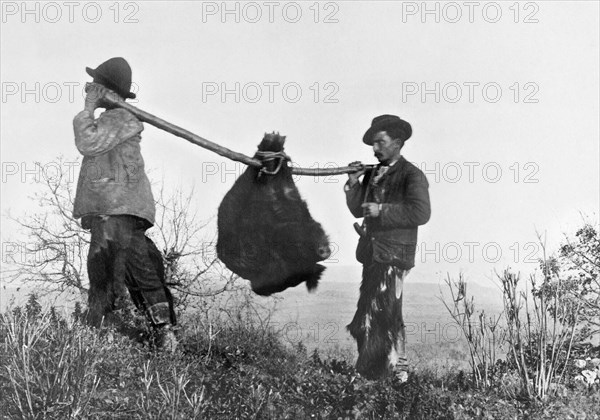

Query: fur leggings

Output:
[347, 263, 409, 379]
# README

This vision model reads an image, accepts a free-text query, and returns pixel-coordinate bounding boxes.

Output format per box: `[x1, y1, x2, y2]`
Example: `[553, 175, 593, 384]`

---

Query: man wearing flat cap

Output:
[345, 114, 431, 381]
[73, 57, 177, 351]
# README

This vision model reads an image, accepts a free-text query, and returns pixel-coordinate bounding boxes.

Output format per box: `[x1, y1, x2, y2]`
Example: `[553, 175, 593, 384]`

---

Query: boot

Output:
[155, 324, 178, 353]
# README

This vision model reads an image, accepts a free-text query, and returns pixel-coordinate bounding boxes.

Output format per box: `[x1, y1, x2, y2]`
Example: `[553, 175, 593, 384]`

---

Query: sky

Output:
[1, 1, 599, 290]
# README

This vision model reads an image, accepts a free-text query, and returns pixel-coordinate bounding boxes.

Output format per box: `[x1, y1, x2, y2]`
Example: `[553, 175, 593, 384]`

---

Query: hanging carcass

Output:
[217, 133, 331, 295]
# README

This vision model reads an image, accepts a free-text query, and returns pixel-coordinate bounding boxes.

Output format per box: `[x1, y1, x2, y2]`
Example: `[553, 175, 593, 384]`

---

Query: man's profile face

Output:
[372, 131, 402, 165]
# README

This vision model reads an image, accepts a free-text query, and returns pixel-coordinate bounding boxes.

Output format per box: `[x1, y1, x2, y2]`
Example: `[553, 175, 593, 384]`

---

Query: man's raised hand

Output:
[347, 161, 366, 187]
[84, 83, 108, 112]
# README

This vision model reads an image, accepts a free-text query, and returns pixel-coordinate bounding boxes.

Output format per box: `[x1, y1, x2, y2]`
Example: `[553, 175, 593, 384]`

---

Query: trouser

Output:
[86, 215, 176, 327]
[347, 262, 409, 379]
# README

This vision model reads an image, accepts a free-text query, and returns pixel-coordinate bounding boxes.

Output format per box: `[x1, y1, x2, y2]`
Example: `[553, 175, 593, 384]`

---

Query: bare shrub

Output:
[440, 273, 504, 388]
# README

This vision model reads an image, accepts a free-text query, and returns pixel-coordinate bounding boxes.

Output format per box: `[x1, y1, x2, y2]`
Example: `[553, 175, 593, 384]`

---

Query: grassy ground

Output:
[1, 303, 599, 420]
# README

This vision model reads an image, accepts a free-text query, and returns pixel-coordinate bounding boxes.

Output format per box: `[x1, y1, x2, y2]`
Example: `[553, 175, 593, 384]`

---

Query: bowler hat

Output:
[86, 57, 136, 99]
[363, 114, 412, 145]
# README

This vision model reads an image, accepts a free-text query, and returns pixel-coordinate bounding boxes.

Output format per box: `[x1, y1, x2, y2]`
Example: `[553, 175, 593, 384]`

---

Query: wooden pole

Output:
[102, 90, 262, 168]
[101, 89, 369, 176]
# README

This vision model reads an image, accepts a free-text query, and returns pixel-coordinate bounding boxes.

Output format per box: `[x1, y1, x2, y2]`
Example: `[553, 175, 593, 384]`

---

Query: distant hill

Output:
[269, 265, 505, 356]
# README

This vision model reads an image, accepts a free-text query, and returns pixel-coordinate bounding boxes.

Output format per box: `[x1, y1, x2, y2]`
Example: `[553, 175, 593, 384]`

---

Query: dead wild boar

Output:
[217, 133, 331, 296]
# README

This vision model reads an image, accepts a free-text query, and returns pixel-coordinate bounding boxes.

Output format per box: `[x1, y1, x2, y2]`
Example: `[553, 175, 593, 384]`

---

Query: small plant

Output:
[558, 222, 600, 341]
[500, 258, 581, 399]
[25, 292, 42, 319]
[440, 273, 505, 388]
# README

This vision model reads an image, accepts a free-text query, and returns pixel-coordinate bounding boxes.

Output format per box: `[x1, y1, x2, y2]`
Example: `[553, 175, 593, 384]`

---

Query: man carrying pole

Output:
[345, 115, 431, 381]
[72, 57, 177, 351]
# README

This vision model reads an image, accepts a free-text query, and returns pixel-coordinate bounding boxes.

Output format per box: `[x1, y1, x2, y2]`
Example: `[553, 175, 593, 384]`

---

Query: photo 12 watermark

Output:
[400, 1, 540, 24]
[416, 161, 540, 184]
[1, 1, 141, 24]
[417, 241, 543, 265]
[1, 160, 147, 185]
[200, 1, 340, 24]
[200, 81, 340, 104]
[2, 241, 82, 265]
[402, 82, 540, 104]
[2, 161, 79, 184]
[1, 81, 140, 104]
[199, 161, 344, 184]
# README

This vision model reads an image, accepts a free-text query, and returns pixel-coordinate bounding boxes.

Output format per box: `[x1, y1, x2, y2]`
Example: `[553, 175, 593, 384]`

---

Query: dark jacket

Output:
[345, 156, 431, 269]
[72, 108, 156, 227]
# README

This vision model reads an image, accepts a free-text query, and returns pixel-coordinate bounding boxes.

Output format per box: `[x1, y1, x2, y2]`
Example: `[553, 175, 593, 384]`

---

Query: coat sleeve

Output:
[345, 180, 367, 218]
[379, 169, 431, 228]
[73, 109, 143, 157]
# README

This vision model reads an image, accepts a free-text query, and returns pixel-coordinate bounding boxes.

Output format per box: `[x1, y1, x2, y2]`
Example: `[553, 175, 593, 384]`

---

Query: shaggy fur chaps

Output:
[347, 263, 405, 379]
